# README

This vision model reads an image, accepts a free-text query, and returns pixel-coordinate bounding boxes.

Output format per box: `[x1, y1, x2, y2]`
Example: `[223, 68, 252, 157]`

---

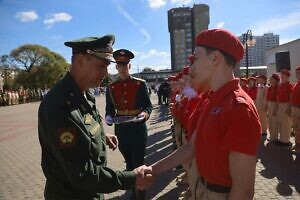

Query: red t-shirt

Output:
[291, 81, 300, 106]
[186, 91, 210, 141]
[277, 82, 293, 103]
[177, 97, 188, 124]
[266, 85, 277, 102]
[194, 79, 261, 186]
[181, 96, 200, 131]
[247, 87, 257, 100]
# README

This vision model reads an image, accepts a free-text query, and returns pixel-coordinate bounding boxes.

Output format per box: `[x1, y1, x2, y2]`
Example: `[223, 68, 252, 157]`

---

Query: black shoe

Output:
[175, 165, 183, 170]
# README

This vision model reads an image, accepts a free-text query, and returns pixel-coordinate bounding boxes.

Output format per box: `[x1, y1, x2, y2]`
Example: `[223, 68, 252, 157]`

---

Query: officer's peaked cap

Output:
[64, 34, 115, 62]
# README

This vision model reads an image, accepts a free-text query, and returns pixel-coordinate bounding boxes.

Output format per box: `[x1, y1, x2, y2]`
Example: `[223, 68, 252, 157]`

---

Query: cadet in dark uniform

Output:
[38, 35, 152, 200]
[105, 49, 152, 200]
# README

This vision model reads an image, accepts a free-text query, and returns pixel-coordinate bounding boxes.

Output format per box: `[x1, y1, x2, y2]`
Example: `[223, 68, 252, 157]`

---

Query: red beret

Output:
[182, 66, 190, 75]
[281, 69, 291, 76]
[188, 54, 194, 65]
[257, 74, 267, 80]
[177, 72, 183, 79]
[271, 74, 280, 81]
[195, 29, 244, 63]
[240, 77, 247, 82]
[295, 66, 300, 71]
[168, 76, 176, 81]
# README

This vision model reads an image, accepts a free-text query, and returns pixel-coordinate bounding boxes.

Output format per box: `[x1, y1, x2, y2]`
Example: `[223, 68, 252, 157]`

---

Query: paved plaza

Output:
[0, 95, 299, 199]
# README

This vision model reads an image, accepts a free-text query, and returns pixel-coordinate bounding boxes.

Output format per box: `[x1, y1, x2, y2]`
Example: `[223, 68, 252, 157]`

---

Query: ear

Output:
[73, 54, 84, 68]
[128, 64, 131, 70]
[211, 51, 222, 66]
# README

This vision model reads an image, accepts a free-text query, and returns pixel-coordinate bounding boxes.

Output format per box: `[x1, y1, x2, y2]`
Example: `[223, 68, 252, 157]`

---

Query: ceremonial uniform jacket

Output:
[105, 76, 152, 120]
[38, 73, 136, 200]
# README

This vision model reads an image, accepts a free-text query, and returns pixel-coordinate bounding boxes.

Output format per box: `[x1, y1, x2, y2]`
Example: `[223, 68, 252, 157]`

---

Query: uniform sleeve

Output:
[105, 86, 116, 117]
[219, 104, 261, 156]
[39, 107, 136, 193]
[137, 81, 153, 115]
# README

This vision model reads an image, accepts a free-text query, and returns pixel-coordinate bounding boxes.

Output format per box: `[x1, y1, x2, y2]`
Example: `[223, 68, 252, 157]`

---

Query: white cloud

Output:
[15, 10, 38, 22]
[43, 12, 72, 29]
[170, 0, 192, 5]
[252, 11, 300, 35]
[148, 0, 167, 9]
[112, 1, 151, 46]
[132, 49, 171, 72]
[114, 3, 139, 26]
[138, 28, 151, 47]
[215, 21, 225, 28]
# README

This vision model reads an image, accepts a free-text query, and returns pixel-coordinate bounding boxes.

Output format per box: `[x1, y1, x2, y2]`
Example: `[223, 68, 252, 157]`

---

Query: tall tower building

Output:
[240, 33, 279, 67]
[168, 4, 209, 71]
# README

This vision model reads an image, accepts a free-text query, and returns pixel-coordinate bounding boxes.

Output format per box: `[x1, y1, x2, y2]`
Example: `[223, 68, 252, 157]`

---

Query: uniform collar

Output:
[209, 79, 239, 106]
[62, 72, 95, 113]
[117, 75, 132, 82]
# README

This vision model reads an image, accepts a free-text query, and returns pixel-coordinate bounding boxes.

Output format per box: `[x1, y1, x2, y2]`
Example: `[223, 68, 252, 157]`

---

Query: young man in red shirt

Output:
[276, 69, 293, 146]
[266, 74, 280, 142]
[291, 66, 300, 153]
[144, 29, 261, 200]
[256, 75, 268, 136]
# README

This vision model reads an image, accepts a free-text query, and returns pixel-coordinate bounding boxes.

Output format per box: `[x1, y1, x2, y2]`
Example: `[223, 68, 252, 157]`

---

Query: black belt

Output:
[200, 177, 231, 193]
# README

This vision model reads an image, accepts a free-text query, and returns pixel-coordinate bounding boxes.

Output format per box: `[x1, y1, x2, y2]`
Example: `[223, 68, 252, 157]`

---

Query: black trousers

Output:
[115, 122, 147, 200]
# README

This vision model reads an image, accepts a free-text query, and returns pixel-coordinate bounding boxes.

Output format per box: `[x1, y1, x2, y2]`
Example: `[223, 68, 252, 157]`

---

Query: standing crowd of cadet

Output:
[0, 88, 49, 106]
[155, 29, 300, 200]
[239, 69, 300, 153]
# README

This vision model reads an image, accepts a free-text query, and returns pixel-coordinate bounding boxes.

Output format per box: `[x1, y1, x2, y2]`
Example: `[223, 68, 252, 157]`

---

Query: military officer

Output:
[38, 35, 152, 200]
[105, 49, 152, 200]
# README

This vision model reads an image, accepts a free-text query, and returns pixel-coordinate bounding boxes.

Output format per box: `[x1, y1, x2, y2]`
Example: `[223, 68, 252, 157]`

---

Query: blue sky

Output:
[0, 0, 300, 74]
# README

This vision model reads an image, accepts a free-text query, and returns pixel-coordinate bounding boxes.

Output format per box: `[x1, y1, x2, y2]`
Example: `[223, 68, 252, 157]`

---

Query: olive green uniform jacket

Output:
[38, 72, 136, 200]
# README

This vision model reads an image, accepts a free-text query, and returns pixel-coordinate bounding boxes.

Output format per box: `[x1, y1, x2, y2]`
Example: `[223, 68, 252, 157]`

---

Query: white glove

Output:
[182, 86, 198, 100]
[105, 115, 113, 125]
[134, 112, 147, 122]
[175, 94, 181, 102]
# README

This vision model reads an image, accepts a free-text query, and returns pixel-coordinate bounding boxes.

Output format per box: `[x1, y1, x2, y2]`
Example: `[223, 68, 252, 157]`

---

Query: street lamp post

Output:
[242, 30, 256, 78]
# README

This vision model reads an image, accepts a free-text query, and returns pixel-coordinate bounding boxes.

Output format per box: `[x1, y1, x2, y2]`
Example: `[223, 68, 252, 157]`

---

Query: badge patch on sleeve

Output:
[57, 129, 76, 148]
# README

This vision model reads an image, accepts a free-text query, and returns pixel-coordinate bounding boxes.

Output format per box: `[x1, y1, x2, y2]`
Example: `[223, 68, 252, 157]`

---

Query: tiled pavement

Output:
[0, 95, 299, 199]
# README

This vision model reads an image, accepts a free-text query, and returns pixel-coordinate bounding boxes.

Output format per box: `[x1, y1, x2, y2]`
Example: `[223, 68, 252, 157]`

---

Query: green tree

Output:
[10, 44, 51, 72]
[8, 44, 69, 88]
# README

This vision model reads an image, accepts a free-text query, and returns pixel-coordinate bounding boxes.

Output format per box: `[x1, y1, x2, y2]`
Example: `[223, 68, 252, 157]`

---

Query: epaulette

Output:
[131, 76, 145, 82]
[109, 79, 119, 86]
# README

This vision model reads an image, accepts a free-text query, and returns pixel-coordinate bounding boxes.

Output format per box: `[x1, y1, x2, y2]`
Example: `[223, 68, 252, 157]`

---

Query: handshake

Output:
[133, 165, 155, 190]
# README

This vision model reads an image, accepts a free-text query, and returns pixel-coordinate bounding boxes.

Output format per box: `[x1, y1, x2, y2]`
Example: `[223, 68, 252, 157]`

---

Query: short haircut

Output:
[202, 46, 236, 68]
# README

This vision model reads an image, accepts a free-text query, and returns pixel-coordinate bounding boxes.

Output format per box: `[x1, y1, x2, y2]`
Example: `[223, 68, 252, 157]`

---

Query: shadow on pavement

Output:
[107, 103, 185, 200]
[258, 137, 300, 196]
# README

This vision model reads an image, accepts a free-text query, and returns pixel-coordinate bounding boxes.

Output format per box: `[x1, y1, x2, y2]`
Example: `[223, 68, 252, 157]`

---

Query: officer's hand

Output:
[105, 134, 118, 151]
[105, 115, 113, 126]
[136, 112, 149, 122]
[134, 165, 154, 190]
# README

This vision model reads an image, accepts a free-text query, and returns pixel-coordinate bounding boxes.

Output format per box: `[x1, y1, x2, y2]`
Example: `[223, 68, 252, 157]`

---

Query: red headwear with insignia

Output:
[195, 29, 244, 63]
